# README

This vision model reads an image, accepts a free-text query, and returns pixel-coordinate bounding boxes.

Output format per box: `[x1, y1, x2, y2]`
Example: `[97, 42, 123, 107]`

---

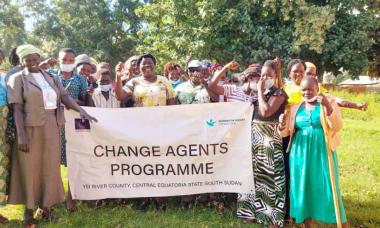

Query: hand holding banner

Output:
[65, 102, 254, 200]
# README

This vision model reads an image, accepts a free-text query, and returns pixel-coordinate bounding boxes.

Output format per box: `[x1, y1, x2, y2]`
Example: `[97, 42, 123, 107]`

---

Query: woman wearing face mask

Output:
[236, 59, 288, 228]
[175, 59, 219, 104]
[91, 68, 120, 108]
[279, 76, 347, 228]
[45, 48, 89, 212]
[6, 44, 96, 227]
[163, 61, 184, 89]
[208, 61, 261, 103]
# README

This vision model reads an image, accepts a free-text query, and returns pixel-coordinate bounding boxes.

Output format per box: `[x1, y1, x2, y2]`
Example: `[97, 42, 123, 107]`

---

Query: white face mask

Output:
[169, 79, 181, 84]
[303, 95, 322, 103]
[249, 81, 258, 91]
[99, 84, 112, 92]
[265, 79, 275, 89]
[60, 63, 76, 72]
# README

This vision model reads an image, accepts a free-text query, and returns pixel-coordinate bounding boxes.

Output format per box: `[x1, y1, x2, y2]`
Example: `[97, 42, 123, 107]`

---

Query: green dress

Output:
[289, 103, 346, 224]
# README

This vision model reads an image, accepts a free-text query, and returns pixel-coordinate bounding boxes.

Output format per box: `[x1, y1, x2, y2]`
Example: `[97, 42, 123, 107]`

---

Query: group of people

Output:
[0, 44, 368, 228]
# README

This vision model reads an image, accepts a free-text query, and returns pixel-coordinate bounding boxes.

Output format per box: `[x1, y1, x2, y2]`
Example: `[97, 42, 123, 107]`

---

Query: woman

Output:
[0, 49, 10, 223]
[285, 59, 368, 110]
[175, 59, 218, 104]
[236, 59, 287, 227]
[115, 53, 175, 107]
[208, 61, 260, 103]
[163, 61, 185, 89]
[115, 53, 175, 211]
[7, 44, 96, 227]
[75, 54, 97, 106]
[5, 48, 22, 78]
[279, 76, 347, 228]
[115, 55, 139, 108]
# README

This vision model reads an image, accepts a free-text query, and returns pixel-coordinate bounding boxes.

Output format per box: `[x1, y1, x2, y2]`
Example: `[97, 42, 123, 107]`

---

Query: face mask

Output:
[60, 63, 75, 72]
[249, 81, 258, 91]
[100, 84, 112, 92]
[265, 79, 275, 89]
[169, 79, 181, 84]
[303, 95, 322, 103]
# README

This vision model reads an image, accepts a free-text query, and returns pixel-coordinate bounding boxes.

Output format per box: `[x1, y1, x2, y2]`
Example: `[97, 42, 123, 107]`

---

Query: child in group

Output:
[91, 68, 120, 108]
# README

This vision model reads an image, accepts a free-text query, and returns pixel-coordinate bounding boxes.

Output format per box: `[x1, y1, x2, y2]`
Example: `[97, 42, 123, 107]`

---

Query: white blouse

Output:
[32, 73, 58, 109]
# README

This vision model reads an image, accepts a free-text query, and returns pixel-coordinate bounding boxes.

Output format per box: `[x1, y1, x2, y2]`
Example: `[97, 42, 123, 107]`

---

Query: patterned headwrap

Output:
[16, 44, 44, 60]
[244, 64, 262, 76]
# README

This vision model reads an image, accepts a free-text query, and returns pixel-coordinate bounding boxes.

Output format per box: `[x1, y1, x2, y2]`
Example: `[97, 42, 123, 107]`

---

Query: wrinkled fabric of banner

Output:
[65, 102, 254, 200]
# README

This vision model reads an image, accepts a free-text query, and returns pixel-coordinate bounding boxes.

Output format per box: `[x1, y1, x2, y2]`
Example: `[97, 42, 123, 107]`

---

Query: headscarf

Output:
[305, 61, 316, 69]
[125, 55, 139, 66]
[75, 54, 92, 67]
[16, 44, 44, 60]
[210, 63, 222, 73]
[244, 64, 262, 76]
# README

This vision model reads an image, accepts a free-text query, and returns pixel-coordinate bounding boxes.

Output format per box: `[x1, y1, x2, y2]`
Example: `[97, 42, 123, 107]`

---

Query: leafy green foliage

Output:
[0, 1, 27, 57]
[30, 0, 142, 66]
[136, 0, 378, 77]
[0, 0, 378, 76]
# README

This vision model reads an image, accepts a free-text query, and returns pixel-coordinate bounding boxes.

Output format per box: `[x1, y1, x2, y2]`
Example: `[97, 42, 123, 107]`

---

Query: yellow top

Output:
[284, 82, 328, 109]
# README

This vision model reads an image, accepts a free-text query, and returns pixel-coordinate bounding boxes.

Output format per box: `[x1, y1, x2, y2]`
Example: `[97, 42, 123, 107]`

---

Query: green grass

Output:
[1, 90, 379, 227]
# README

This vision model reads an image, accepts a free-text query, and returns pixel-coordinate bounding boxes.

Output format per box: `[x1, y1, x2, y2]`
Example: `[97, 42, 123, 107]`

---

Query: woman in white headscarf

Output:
[7, 44, 96, 227]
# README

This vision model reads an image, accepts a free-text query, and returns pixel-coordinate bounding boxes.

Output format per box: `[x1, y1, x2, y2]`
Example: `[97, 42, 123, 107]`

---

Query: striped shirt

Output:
[223, 84, 257, 103]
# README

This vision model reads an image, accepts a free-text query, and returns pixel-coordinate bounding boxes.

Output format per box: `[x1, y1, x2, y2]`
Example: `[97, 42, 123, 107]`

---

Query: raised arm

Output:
[114, 62, 132, 100]
[208, 61, 239, 95]
[335, 97, 368, 111]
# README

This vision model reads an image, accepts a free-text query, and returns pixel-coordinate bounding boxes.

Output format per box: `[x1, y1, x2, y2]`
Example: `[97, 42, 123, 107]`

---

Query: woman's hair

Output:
[263, 59, 284, 88]
[287, 59, 306, 75]
[163, 61, 181, 77]
[137, 53, 156, 66]
[302, 76, 319, 88]
[9, 47, 20, 66]
[59, 48, 76, 56]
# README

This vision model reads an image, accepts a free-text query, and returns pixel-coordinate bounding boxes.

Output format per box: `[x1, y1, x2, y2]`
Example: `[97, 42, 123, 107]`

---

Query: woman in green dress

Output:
[279, 76, 348, 228]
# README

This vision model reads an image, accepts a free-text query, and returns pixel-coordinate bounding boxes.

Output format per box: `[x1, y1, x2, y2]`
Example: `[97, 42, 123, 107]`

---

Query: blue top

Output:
[0, 74, 7, 106]
[49, 69, 88, 100]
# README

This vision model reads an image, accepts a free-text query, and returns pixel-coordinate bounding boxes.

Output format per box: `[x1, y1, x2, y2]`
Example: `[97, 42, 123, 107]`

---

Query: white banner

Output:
[66, 102, 254, 200]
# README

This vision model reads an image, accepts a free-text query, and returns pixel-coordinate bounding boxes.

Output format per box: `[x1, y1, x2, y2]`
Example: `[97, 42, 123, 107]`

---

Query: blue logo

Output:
[206, 119, 217, 127]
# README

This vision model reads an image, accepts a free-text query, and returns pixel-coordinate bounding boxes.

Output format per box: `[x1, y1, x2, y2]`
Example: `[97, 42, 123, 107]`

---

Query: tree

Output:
[29, 0, 142, 66]
[300, 0, 378, 77]
[0, 1, 27, 59]
[136, 0, 378, 77]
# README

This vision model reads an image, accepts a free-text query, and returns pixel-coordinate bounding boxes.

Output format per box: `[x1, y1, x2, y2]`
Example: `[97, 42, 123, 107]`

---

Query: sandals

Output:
[34, 208, 61, 224]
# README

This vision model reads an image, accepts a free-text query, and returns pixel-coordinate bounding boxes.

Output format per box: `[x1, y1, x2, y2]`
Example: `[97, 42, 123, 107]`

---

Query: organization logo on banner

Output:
[206, 118, 246, 127]
[206, 119, 217, 127]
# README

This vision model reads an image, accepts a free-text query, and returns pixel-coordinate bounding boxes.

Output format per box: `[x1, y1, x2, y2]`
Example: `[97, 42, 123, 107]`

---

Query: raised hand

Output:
[226, 61, 240, 70]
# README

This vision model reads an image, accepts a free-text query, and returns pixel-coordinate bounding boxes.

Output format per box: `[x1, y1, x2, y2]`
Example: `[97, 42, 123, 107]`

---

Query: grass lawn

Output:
[1, 90, 379, 227]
